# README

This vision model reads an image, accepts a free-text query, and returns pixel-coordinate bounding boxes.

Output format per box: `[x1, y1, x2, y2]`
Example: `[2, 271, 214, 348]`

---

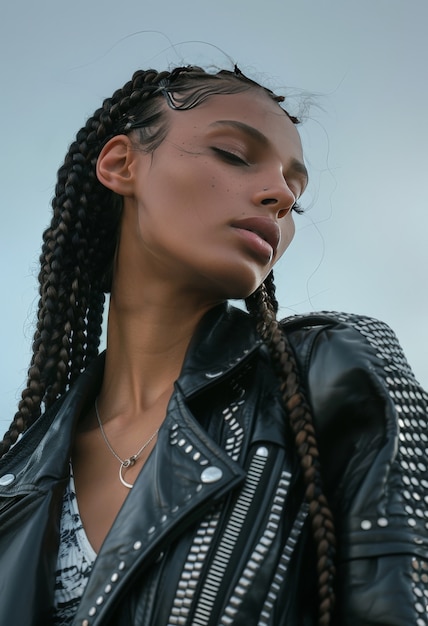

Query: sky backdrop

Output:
[1, 0, 427, 432]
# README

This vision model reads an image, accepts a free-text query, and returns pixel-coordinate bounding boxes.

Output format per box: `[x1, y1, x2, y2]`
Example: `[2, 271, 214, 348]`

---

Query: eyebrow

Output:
[209, 120, 309, 185]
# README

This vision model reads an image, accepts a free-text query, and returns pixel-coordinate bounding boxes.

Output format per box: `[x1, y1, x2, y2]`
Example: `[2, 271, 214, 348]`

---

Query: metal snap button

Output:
[200, 466, 223, 484]
[0, 474, 15, 486]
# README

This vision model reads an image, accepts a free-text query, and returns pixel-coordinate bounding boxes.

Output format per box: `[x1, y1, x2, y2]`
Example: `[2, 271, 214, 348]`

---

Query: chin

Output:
[196, 263, 268, 303]
[217, 277, 265, 302]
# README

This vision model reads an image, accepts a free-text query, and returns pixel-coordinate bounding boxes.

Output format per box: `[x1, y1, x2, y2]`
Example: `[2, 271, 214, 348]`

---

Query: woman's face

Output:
[121, 88, 308, 301]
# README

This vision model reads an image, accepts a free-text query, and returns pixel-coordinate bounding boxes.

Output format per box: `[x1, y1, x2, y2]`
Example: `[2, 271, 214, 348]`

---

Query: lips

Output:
[232, 216, 281, 256]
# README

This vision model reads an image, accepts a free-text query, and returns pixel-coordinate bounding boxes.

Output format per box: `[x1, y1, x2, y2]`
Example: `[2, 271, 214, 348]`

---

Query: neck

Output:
[97, 207, 225, 423]
[99, 285, 219, 422]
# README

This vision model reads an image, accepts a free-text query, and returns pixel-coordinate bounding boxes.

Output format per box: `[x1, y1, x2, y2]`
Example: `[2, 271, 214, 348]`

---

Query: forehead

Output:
[165, 89, 304, 160]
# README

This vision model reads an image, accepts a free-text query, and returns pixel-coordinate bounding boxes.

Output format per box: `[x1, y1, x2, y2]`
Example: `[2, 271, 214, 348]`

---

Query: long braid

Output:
[246, 275, 336, 625]
[0, 69, 176, 458]
[83, 287, 105, 371]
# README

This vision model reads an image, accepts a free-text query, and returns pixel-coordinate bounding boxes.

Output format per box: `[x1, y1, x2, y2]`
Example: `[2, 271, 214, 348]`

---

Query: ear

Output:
[96, 135, 139, 196]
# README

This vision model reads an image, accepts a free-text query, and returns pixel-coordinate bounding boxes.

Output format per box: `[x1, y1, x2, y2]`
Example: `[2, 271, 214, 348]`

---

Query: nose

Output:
[253, 181, 296, 218]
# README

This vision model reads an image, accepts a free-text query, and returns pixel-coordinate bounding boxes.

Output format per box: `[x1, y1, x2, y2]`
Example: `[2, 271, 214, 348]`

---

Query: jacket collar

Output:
[176, 302, 262, 399]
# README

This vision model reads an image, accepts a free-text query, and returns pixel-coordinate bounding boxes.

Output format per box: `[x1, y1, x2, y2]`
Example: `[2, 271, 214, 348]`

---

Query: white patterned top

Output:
[53, 469, 97, 625]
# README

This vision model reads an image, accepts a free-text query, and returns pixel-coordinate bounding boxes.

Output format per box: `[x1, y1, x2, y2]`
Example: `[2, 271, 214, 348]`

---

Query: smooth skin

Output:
[72, 89, 308, 552]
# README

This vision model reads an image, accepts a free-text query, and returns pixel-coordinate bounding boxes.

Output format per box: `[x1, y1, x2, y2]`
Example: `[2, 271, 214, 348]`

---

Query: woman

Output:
[0, 66, 426, 626]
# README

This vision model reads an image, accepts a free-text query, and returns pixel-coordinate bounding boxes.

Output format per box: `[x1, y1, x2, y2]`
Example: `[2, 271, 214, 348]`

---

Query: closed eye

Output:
[211, 147, 249, 166]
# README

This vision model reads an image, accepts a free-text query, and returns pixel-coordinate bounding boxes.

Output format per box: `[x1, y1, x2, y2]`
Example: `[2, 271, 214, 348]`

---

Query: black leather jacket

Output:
[0, 304, 427, 626]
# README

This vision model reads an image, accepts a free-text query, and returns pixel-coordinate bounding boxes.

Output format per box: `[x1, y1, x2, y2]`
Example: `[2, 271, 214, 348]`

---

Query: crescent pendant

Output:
[119, 460, 134, 489]
[95, 398, 160, 490]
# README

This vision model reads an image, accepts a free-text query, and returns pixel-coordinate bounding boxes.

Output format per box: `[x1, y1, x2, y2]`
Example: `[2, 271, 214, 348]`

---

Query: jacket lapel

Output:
[74, 389, 246, 625]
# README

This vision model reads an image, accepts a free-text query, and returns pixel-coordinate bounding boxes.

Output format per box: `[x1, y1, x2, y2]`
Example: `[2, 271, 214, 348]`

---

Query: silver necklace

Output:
[95, 397, 159, 489]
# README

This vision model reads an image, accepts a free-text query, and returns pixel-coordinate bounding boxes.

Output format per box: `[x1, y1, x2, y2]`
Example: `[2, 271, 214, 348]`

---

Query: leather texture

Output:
[0, 303, 427, 626]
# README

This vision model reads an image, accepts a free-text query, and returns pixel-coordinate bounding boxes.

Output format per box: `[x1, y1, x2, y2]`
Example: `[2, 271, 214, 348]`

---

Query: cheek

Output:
[163, 158, 222, 208]
[139, 160, 205, 221]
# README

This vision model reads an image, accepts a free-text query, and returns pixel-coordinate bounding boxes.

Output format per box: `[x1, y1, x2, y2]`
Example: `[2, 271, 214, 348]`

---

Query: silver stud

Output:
[82, 621, 89, 626]
[111, 573, 119, 582]
[201, 466, 223, 484]
[377, 517, 388, 527]
[205, 370, 224, 378]
[104, 584, 112, 593]
[88, 607, 96, 617]
[148, 526, 155, 535]
[255, 446, 269, 457]
[96, 596, 104, 605]
[133, 541, 142, 550]
[118, 561, 126, 571]
[361, 520, 372, 530]
[0, 474, 15, 486]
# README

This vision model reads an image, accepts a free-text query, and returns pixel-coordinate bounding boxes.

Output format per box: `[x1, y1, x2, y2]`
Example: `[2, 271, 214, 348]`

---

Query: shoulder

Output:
[280, 311, 428, 489]
[0, 353, 105, 478]
[281, 310, 418, 385]
[279, 309, 425, 415]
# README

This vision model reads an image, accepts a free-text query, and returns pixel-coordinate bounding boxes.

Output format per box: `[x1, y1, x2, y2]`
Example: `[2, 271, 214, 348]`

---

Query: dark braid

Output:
[1, 69, 170, 456]
[1, 65, 292, 458]
[246, 275, 336, 626]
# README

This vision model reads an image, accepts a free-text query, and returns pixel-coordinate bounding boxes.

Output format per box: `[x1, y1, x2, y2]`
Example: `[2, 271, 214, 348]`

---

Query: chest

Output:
[72, 437, 159, 553]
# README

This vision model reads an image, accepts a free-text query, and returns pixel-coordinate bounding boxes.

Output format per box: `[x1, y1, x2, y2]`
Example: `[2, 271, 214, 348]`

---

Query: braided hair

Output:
[2, 65, 335, 623]
[246, 274, 336, 625]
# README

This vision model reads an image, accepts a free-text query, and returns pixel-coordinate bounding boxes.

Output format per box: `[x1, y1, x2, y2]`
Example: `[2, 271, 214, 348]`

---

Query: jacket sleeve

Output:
[296, 312, 428, 626]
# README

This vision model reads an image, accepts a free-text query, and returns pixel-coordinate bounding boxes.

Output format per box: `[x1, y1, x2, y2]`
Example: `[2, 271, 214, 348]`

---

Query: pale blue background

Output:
[1, 0, 427, 433]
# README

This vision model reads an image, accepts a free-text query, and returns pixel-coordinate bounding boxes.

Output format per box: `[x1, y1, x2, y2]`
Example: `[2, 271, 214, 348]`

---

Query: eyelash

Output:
[291, 202, 304, 215]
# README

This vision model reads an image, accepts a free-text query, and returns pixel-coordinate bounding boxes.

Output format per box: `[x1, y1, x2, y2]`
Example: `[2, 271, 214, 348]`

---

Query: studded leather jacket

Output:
[0, 304, 427, 626]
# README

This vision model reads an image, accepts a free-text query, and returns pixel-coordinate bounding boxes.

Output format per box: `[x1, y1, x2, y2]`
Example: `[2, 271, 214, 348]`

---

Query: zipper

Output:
[191, 445, 270, 625]
[258, 501, 309, 625]
[218, 468, 293, 624]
